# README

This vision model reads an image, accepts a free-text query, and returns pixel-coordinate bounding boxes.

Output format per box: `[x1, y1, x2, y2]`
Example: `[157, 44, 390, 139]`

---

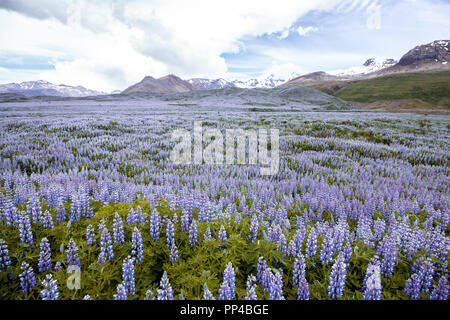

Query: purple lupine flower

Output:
[131, 227, 143, 263]
[56, 201, 66, 223]
[306, 227, 317, 259]
[362, 256, 382, 300]
[40, 274, 59, 300]
[188, 219, 198, 247]
[135, 206, 146, 224]
[55, 261, 62, 271]
[18, 212, 33, 246]
[127, 208, 137, 225]
[112, 212, 125, 245]
[156, 271, 174, 300]
[292, 227, 306, 256]
[249, 214, 259, 242]
[38, 237, 52, 273]
[320, 229, 335, 266]
[66, 238, 81, 269]
[180, 211, 190, 232]
[19, 262, 36, 294]
[41, 210, 54, 229]
[429, 273, 448, 300]
[297, 276, 310, 300]
[122, 256, 135, 296]
[328, 253, 347, 299]
[378, 234, 398, 278]
[257, 256, 267, 285]
[113, 283, 127, 300]
[404, 273, 421, 300]
[245, 274, 258, 300]
[69, 195, 81, 223]
[100, 228, 114, 261]
[203, 283, 215, 300]
[203, 226, 212, 242]
[218, 262, 236, 300]
[0, 239, 11, 271]
[412, 257, 434, 294]
[83, 295, 92, 300]
[97, 218, 107, 234]
[373, 218, 386, 242]
[85, 224, 96, 247]
[170, 241, 179, 263]
[27, 196, 41, 225]
[149, 210, 161, 242]
[293, 253, 306, 286]
[278, 233, 288, 256]
[218, 225, 227, 243]
[144, 289, 154, 300]
[268, 269, 284, 300]
[165, 219, 175, 248]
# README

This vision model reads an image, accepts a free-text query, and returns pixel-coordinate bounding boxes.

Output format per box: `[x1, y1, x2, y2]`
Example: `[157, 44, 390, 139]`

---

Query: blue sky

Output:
[0, 0, 449, 92]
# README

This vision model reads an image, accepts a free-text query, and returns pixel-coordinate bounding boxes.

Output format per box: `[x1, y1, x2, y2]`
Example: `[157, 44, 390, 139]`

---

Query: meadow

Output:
[0, 99, 448, 300]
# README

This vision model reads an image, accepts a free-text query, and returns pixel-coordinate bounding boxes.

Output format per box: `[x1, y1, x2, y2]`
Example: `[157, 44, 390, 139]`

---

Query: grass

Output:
[335, 71, 450, 108]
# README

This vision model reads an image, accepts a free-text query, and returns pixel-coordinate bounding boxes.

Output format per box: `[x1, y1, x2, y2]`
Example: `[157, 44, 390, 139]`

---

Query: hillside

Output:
[335, 71, 450, 109]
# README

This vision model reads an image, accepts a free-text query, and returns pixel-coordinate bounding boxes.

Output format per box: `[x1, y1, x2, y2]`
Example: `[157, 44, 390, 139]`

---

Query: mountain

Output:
[231, 74, 288, 89]
[0, 80, 106, 97]
[187, 78, 235, 90]
[281, 40, 450, 92]
[328, 58, 398, 77]
[122, 74, 193, 94]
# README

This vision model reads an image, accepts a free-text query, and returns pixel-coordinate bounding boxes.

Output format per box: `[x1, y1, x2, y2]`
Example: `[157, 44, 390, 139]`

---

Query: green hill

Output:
[335, 71, 450, 108]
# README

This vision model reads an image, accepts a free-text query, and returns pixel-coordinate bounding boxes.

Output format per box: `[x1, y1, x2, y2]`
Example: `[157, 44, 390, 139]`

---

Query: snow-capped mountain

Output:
[187, 78, 234, 90]
[230, 74, 288, 89]
[328, 58, 398, 77]
[0, 80, 106, 97]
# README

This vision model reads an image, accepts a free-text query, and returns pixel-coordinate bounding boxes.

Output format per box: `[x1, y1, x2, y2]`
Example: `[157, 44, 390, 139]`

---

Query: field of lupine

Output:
[0, 98, 448, 300]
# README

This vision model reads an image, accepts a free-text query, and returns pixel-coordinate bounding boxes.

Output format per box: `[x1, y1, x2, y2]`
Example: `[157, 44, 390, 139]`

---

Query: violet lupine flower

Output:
[257, 257, 267, 286]
[218, 262, 236, 300]
[69, 196, 81, 223]
[170, 242, 179, 263]
[180, 211, 190, 232]
[293, 253, 306, 286]
[404, 273, 422, 300]
[127, 208, 137, 225]
[156, 271, 174, 300]
[306, 227, 317, 259]
[97, 219, 107, 234]
[100, 228, 114, 261]
[362, 256, 382, 300]
[218, 225, 227, 243]
[203, 226, 212, 242]
[297, 276, 310, 300]
[85, 224, 96, 247]
[378, 235, 398, 278]
[56, 201, 66, 223]
[149, 210, 161, 242]
[41, 210, 54, 229]
[38, 237, 52, 273]
[328, 253, 347, 299]
[144, 289, 154, 300]
[40, 274, 59, 300]
[113, 283, 127, 300]
[429, 273, 448, 300]
[188, 219, 198, 247]
[203, 283, 215, 300]
[66, 238, 81, 269]
[55, 261, 62, 271]
[320, 229, 335, 266]
[131, 227, 143, 263]
[268, 269, 284, 300]
[112, 213, 125, 245]
[165, 219, 175, 248]
[19, 262, 36, 294]
[83, 295, 92, 300]
[27, 196, 41, 225]
[0, 239, 11, 271]
[412, 257, 434, 294]
[292, 228, 306, 256]
[18, 211, 33, 246]
[245, 274, 258, 300]
[122, 256, 135, 296]
[135, 206, 146, 224]
[249, 214, 259, 242]
[278, 233, 288, 256]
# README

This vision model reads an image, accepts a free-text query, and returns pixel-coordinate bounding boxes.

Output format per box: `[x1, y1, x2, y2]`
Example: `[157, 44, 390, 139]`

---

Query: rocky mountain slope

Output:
[122, 74, 194, 94]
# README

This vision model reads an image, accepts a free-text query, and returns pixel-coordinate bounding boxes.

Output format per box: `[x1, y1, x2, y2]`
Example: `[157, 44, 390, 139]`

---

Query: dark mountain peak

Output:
[398, 40, 449, 66]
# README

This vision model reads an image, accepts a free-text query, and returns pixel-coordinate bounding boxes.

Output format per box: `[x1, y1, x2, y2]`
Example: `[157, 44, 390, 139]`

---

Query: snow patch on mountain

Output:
[328, 58, 398, 77]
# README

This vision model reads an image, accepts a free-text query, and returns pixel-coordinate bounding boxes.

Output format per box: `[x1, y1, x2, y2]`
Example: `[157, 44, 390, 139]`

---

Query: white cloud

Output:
[296, 26, 319, 36]
[0, 0, 346, 91]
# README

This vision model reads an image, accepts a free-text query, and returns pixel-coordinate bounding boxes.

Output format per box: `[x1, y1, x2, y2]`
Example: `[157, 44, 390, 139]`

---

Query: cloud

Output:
[296, 26, 319, 36]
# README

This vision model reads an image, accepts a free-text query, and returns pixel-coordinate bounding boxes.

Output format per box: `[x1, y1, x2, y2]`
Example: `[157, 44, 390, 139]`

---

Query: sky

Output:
[0, 0, 449, 92]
